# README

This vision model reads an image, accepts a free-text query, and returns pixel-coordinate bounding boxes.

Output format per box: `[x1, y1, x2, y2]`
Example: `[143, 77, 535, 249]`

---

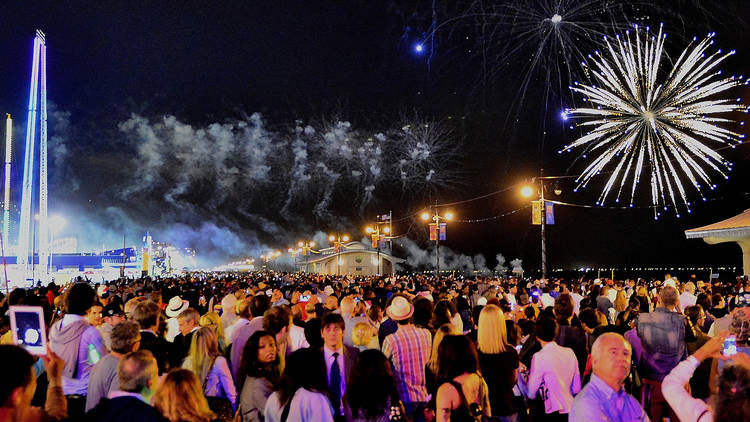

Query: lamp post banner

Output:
[439, 223, 446, 241]
[545, 203, 555, 225]
[532, 200, 542, 225]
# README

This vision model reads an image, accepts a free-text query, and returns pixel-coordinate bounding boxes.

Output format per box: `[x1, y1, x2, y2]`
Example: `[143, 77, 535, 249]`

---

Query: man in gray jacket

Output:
[85, 321, 141, 411]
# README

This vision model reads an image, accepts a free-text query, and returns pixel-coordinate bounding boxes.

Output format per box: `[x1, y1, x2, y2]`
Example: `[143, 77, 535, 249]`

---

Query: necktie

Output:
[329, 352, 342, 415]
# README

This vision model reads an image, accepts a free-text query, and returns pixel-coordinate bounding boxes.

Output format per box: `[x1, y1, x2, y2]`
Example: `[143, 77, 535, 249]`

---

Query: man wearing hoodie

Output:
[49, 283, 108, 419]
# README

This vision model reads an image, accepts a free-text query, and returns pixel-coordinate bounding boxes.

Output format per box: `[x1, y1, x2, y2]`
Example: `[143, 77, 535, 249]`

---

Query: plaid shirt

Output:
[381, 324, 432, 404]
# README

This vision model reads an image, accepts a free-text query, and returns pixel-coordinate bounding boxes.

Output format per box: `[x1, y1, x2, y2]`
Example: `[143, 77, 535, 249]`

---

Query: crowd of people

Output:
[2, 270, 750, 422]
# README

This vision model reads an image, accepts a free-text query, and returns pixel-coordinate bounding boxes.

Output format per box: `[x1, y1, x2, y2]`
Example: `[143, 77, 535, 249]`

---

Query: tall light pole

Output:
[296, 240, 319, 272]
[365, 223, 392, 275]
[521, 175, 564, 279]
[421, 209, 454, 275]
[328, 234, 350, 276]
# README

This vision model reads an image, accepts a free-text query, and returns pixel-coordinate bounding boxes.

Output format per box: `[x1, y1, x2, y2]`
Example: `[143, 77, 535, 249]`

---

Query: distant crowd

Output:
[2, 271, 750, 422]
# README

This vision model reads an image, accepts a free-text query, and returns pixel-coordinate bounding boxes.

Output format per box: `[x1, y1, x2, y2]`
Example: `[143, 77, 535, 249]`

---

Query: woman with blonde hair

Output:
[425, 323, 460, 399]
[200, 311, 227, 353]
[154, 368, 217, 422]
[614, 289, 628, 314]
[183, 327, 237, 420]
[477, 304, 519, 421]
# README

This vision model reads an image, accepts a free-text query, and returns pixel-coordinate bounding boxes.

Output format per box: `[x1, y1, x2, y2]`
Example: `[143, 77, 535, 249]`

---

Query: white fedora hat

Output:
[387, 296, 414, 321]
[166, 296, 189, 318]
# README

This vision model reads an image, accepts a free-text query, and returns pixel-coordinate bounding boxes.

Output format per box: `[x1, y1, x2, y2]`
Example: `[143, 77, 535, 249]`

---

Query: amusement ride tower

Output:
[17, 30, 49, 282]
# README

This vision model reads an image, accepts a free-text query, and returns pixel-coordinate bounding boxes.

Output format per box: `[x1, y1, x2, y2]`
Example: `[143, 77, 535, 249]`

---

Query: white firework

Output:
[561, 24, 747, 217]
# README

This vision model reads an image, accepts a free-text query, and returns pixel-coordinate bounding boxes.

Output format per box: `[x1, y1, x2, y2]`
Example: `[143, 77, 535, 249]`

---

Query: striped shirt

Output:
[381, 324, 432, 404]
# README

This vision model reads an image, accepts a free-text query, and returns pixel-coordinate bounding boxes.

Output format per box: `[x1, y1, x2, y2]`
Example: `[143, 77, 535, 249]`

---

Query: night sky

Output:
[0, 1, 748, 273]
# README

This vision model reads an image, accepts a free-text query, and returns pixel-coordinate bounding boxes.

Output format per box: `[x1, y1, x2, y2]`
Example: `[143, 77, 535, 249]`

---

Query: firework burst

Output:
[561, 24, 747, 217]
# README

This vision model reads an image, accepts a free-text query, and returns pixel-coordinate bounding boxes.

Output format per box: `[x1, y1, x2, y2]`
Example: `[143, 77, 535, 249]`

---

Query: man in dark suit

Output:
[132, 300, 170, 374]
[319, 313, 359, 422]
[169, 308, 200, 368]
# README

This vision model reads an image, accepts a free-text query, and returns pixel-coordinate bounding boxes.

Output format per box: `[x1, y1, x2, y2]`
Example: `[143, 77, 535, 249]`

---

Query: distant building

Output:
[297, 241, 403, 276]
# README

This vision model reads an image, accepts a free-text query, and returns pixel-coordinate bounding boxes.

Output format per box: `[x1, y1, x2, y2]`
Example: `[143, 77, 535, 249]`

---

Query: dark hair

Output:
[412, 297, 433, 329]
[321, 312, 346, 332]
[277, 347, 328, 406]
[579, 308, 600, 330]
[110, 321, 141, 354]
[262, 306, 291, 336]
[431, 300, 457, 330]
[534, 315, 558, 342]
[554, 293, 574, 322]
[249, 295, 271, 318]
[304, 317, 324, 348]
[132, 300, 160, 328]
[437, 335, 479, 382]
[66, 283, 96, 315]
[0, 345, 35, 406]
[684, 305, 703, 327]
[506, 320, 522, 346]
[345, 350, 399, 420]
[524, 305, 537, 320]
[714, 363, 750, 421]
[518, 319, 535, 337]
[238, 330, 279, 391]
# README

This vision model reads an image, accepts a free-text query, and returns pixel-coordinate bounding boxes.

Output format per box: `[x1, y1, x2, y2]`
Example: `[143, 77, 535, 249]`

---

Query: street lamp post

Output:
[365, 223, 392, 275]
[521, 174, 565, 279]
[296, 241, 318, 272]
[328, 234, 350, 276]
[421, 209, 454, 275]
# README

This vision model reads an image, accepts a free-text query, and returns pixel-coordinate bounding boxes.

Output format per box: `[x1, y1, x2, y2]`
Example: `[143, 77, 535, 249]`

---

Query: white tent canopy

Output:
[685, 208, 750, 276]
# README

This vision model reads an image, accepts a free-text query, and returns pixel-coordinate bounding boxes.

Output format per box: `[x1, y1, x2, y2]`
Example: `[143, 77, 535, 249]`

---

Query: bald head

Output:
[591, 333, 632, 390]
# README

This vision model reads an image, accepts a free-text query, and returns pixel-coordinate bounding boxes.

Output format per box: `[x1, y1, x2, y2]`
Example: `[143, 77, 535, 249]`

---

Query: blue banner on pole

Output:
[439, 223, 446, 240]
[545, 203, 554, 225]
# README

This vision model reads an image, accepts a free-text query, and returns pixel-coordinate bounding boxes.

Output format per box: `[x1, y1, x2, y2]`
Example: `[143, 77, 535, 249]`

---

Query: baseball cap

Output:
[103, 302, 124, 317]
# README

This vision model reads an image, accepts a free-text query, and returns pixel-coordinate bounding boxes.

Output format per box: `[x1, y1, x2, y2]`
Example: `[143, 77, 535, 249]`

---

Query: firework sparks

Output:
[561, 24, 747, 217]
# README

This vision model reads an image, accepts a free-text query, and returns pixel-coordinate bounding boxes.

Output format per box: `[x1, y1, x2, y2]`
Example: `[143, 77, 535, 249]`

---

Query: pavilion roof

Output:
[685, 208, 750, 239]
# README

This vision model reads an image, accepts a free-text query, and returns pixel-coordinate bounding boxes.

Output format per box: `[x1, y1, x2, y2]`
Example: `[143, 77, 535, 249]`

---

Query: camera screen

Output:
[14, 311, 43, 348]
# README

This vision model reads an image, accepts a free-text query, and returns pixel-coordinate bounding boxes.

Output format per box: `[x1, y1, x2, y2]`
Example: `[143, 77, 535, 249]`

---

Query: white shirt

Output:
[527, 341, 581, 415]
[288, 324, 310, 352]
[570, 293, 583, 315]
[225, 318, 250, 346]
[607, 289, 617, 304]
[540, 293, 555, 309]
[165, 317, 180, 343]
[679, 292, 697, 309]
[264, 388, 334, 422]
[662, 356, 711, 422]
[323, 345, 346, 415]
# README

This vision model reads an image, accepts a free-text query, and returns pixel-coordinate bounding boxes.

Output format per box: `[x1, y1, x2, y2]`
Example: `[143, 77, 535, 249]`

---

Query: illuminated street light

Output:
[329, 233, 350, 275]
[520, 185, 534, 198]
[365, 218, 395, 275]
[421, 208, 454, 274]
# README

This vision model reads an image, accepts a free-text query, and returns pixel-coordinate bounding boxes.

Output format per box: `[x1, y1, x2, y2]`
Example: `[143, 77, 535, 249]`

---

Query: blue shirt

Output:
[569, 374, 650, 422]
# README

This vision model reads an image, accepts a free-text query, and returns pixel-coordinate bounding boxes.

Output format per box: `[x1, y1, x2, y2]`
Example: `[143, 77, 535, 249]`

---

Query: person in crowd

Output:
[231, 295, 271, 381]
[525, 315, 581, 421]
[597, 286, 615, 323]
[684, 305, 713, 400]
[220, 288, 244, 335]
[0, 345, 67, 422]
[635, 285, 690, 422]
[553, 294, 588, 376]
[263, 347, 334, 422]
[663, 330, 750, 422]
[425, 324, 460, 398]
[226, 298, 251, 347]
[165, 296, 190, 343]
[200, 311, 227, 353]
[477, 304, 519, 422]
[381, 296, 432, 420]
[262, 305, 293, 374]
[170, 307, 200, 369]
[153, 369, 216, 422]
[709, 293, 728, 319]
[49, 282, 108, 419]
[100, 302, 126, 351]
[84, 350, 163, 422]
[613, 289, 628, 317]
[351, 322, 377, 351]
[345, 349, 404, 422]
[182, 327, 237, 416]
[319, 312, 360, 421]
[86, 321, 141, 412]
[435, 335, 491, 421]
[88, 301, 104, 328]
[680, 282, 698, 309]
[287, 305, 310, 353]
[238, 330, 280, 422]
[636, 286, 651, 313]
[133, 300, 171, 374]
[569, 333, 649, 421]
